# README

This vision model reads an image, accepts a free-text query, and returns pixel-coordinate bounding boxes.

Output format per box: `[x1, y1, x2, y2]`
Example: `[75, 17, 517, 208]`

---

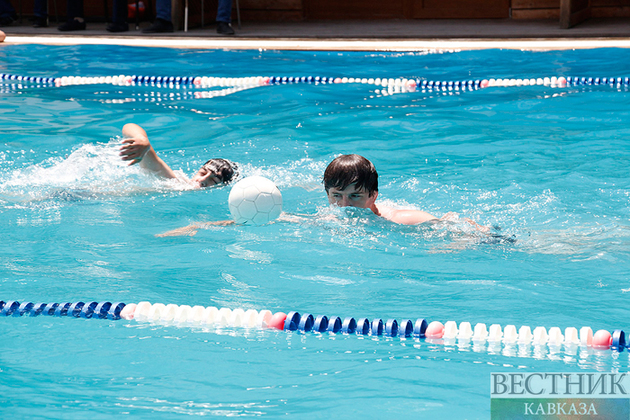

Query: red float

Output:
[592, 329, 612, 349]
[267, 312, 287, 330]
[426, 321, 445, 339]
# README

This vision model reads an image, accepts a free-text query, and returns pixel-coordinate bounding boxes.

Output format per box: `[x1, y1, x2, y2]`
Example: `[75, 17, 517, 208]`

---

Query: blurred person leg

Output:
[58, 0, 85, 31]
[106, 0, 129, 32]
[32, 0, 48, 27]
[216, 0, 233, 35]
[0, 0, 17, 26]
[143, 0, 173, 33]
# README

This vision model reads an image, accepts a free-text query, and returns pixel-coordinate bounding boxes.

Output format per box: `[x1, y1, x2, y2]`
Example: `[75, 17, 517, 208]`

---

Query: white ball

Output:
[228, 176, 282, 225]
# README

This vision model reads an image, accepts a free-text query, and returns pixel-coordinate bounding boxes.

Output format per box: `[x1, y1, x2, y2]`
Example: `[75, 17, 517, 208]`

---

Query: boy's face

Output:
[191, 167, 222, 188]
[327, 183, 377, 209]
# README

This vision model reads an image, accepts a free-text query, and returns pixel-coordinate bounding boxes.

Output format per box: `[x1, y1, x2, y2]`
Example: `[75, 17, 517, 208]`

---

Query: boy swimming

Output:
[324, 154, 438, 225]
[324, 154, 488, 229]
[120, 123, 238, 188]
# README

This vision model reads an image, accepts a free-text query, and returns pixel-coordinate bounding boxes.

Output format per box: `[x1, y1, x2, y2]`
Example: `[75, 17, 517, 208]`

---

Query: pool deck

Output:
[2, 18, 630, 50]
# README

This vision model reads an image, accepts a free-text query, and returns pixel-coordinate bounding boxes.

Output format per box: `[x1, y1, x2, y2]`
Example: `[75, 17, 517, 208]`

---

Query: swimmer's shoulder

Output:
[373, 204, 438, 225]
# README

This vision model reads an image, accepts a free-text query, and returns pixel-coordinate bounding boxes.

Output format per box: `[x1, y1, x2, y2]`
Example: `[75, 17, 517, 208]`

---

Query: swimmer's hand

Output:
[120, 137, 151, 166]
[156, 220, 235, 237]
[439, 212, 491, 233]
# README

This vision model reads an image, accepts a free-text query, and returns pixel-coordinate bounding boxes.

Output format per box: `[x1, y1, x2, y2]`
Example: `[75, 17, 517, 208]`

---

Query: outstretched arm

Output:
[156, 212, 302, 237]
[157, 212, 311, 237]
[439, 212, 490, 232]
[120, 123, 178, 179]
[156, 220, 235, 237]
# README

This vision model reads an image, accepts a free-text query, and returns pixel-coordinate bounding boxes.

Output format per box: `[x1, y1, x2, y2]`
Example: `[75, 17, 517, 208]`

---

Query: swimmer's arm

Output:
[384, 209, 439, 225]
[156, 220, 235, 237]
[375, 204, 437, 225]
[439, 212, 491, 232]
[157, 212, 300, 237]
[120, 123, 178, 179]
[378, 205, 490, 230]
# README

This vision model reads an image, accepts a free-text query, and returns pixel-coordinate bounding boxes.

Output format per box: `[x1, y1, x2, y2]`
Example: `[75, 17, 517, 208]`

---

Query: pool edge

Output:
[4, 35, 630, 51]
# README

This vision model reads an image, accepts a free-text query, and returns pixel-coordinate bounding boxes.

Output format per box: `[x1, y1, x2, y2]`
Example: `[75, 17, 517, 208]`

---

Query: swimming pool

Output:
[1, 44, 630, 418]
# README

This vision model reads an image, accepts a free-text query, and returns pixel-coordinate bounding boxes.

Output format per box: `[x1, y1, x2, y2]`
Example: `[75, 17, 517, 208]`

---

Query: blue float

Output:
[1, 301, 19, 316]
[94, 302, 112, 319]
[54, 302, 71, 317]
[612, 330, 625, 351]
[107, 302, 125, 320]
[399, 319, 413, 337]
[327, 317, 342, 333]
[341, 317, 357, 334]
[17, 302, 34, 316]
[299, 314, 314, 332]
[79, 302, 99, 318]
[284, 311, 301, 331]
[313, 315, 329, 332]
[43, 302, 59, 315]
[68, 302, 85, 317]
[371, 319, 383, 336]
[385, 319, 398, 337]
[356, 318, 370, 335]
[30, 303, 46, 316]
[414, 318, 428, 338]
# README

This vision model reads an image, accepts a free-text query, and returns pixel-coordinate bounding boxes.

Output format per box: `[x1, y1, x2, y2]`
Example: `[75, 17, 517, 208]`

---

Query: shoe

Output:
[216, 21, 234, 35]
[106, 22, 129, 33]
[0, 15, 16, 27]
[58, 18, 86, 31]
[142, 18, 173, 33]
[32, 16, 48, 28]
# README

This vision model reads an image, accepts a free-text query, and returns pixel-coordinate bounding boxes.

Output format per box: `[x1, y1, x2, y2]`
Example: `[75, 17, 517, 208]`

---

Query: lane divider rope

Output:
[2, 300, 625, 352]
[2, 73, 629, 94]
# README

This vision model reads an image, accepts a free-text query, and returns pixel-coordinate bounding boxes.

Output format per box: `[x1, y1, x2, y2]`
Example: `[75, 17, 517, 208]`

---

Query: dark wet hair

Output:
[323, 154, 378, 196]
[201, 158, 239, 184]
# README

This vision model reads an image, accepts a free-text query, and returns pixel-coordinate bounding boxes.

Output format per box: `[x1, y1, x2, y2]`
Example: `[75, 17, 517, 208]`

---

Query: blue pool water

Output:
[1, 44, 630, 418]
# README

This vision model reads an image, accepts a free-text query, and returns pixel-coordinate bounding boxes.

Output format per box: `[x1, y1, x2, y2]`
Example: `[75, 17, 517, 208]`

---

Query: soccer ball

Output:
[228, 176, 283, 225]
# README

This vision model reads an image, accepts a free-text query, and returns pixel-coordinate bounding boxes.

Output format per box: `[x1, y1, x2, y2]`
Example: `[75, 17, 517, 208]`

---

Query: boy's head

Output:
[192, 158, 239, 188]
[323, 154, 378, 208]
